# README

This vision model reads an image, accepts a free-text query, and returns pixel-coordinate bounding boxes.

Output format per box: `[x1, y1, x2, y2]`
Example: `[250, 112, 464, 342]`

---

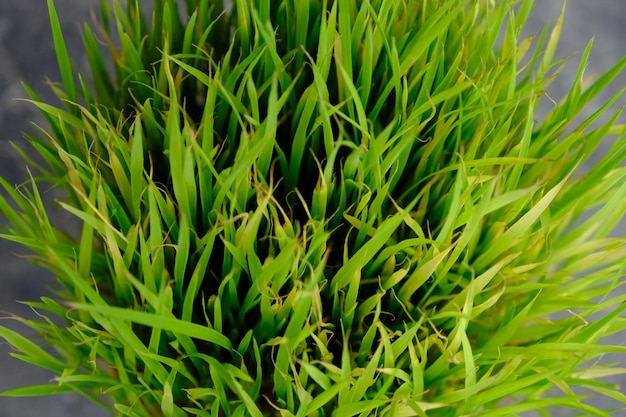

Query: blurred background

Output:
[1, 2, 624, 416]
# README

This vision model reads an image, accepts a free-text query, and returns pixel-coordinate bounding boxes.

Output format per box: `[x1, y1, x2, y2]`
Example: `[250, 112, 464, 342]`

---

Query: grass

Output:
[1, 0, 625, 416]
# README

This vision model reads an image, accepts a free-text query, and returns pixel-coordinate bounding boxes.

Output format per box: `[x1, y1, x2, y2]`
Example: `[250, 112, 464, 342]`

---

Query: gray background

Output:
[0, 1, 624, 416]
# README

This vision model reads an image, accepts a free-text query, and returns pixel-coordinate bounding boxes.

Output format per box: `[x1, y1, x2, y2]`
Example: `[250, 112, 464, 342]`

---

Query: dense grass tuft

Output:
[1, 0, 626, 416]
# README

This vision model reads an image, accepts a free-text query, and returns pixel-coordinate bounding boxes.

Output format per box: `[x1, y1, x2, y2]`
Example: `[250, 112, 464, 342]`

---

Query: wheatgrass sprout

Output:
[1, 0, 625, 416]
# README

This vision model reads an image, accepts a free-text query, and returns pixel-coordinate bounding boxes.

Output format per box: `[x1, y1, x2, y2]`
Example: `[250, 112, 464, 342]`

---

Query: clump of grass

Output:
[1, 0, 626, 415]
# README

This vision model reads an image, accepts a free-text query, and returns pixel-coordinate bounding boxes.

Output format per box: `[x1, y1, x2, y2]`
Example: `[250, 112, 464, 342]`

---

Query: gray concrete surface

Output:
[0, 1, 624, 417]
